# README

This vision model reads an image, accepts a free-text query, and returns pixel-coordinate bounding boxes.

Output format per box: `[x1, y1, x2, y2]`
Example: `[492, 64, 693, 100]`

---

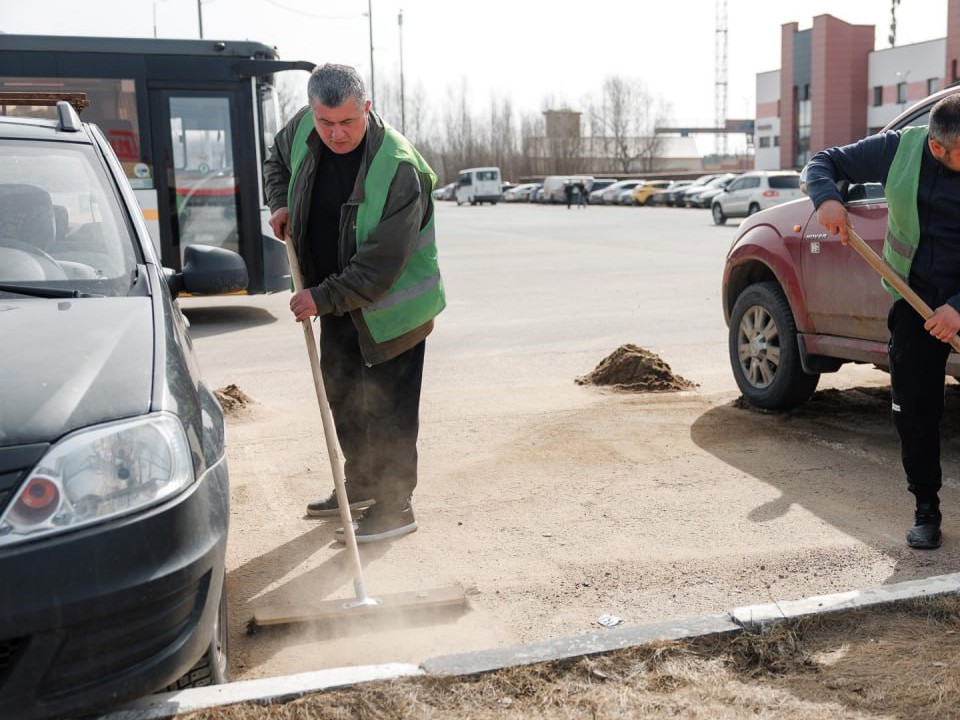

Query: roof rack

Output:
[0, 91, 87, 132]
[0, 91, 90, 113]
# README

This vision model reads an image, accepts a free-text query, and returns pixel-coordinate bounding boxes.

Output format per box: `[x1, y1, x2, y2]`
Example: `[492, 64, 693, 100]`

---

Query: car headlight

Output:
[0, 413, 194, 547]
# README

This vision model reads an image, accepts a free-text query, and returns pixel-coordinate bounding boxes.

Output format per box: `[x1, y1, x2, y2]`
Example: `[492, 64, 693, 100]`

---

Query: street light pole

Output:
[398, 9, 405, 134]
[367, 0, 375, 108]
[197, 0, 204, 39]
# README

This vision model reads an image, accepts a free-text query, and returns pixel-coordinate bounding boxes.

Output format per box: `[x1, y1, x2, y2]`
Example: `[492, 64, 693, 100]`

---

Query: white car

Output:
[503, 182, 539, 202]
[599, 179, 643, 204]
[711, 171, 803, 225]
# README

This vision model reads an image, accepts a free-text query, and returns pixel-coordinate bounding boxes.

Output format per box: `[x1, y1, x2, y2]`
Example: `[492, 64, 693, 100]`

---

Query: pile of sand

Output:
[214, 384, 255, 416]
[576, 344, 697, 392]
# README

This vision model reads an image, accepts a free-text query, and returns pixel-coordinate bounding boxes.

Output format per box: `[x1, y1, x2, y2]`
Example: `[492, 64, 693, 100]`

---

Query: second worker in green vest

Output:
[263, 63, 445, 544]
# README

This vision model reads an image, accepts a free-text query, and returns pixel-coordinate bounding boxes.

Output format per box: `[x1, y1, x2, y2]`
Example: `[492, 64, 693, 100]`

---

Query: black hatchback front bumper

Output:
[0, 458, 228, 720]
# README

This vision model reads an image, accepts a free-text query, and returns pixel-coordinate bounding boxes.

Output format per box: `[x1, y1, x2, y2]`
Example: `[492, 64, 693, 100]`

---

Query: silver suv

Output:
[711, 170, 803, 225]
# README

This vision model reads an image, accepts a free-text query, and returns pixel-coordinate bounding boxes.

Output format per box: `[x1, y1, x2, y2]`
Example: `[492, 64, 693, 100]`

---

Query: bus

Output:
[455, 167, 502, 206]
[0, 34, 315, 294]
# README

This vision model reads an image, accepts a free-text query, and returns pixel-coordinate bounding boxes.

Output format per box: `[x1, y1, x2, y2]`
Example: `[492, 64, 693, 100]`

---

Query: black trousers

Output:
[888, 299, 951, 506]
[318, 313, 425, 510]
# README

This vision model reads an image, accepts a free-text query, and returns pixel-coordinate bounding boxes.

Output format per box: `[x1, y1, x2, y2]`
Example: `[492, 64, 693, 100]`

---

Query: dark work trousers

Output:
[317, 312, 425, 510]
[888, 299, 952, 506]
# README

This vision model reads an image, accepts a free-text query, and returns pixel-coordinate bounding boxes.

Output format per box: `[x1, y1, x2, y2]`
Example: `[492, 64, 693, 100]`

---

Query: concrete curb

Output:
[100, 571, 960, 719]
[100, 664, 423, 720]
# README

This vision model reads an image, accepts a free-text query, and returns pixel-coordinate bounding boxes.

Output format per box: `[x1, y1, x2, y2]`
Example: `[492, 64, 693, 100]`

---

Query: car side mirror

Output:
[164, 244, 248, 299]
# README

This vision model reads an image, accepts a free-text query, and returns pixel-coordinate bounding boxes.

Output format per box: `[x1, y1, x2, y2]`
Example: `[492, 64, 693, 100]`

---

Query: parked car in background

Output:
[652, 180, 694, 206]
[684, 173, 738, 208]
[603, 179, 644, 204]
[456, 166, 502, 205]
[530, 184, 545, 203]
[720, 86, 960, 411]
[633, 179, 673, 206]
[711, 170, 803, 225]
[433, 182, 457, 201]
[0, 95, 238, 720]
[503, 182, 539, 202]
[542, 175, 595, 203]
[615, 186, 641, 205]
[586, 178, 618, 203]
[672, 173, 724, 208]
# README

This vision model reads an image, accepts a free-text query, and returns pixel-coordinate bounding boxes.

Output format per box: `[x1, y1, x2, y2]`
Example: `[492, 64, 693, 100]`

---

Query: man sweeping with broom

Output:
[263, 63, 445, 544]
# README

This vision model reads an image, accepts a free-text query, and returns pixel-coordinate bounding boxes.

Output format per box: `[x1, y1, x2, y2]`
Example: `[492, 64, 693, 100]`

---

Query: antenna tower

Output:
[715, 0, 728, 156]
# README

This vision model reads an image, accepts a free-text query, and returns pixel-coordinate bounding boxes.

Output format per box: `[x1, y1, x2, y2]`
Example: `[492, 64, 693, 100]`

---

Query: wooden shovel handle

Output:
[845, 226, 960, 354]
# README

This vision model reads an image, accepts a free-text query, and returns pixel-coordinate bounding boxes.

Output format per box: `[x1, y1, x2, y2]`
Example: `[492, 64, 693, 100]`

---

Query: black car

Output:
[0, 96, 246, 719]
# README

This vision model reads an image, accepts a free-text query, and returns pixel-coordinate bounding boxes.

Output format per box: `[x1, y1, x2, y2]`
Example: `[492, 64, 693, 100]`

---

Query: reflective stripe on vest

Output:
[882, 126, 926, 300]
[356, 124, 444, 342]
[288, 114, 445, 342]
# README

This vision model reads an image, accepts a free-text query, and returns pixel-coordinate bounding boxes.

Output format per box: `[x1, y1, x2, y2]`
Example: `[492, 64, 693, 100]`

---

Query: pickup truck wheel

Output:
[712, 203, 726, 225]
[729, 281, 819, 410]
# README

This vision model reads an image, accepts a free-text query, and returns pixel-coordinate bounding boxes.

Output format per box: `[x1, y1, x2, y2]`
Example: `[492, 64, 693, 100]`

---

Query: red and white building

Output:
[755, 0, 960, 170]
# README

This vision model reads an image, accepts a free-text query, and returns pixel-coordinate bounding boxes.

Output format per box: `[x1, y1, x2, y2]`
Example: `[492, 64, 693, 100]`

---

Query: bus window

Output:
[259, 83, 280, 168]
[0, 77, 149, 188]
[167, 95, 240, 259]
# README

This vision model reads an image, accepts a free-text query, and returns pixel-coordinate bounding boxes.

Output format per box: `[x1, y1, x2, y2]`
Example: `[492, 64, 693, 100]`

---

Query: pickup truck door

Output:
[799, 184, 892, 343]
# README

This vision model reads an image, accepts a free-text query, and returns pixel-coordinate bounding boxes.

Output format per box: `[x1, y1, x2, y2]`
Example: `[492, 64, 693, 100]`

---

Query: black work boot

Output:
[334, 501, 417, 544]
[906, 503, 942, 549]
[306, 490, 375, 518]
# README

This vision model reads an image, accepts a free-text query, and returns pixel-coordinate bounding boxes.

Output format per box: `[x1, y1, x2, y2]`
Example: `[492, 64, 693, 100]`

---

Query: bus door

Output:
[149, 87, 249, 287]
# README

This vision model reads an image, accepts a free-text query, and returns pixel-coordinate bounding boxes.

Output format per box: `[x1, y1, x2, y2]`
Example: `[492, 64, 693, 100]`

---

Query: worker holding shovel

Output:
[263, 64, 445, 544]
[804, 93, 960, 550]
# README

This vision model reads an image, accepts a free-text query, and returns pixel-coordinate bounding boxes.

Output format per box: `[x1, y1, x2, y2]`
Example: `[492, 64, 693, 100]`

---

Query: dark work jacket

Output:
[262, 108, 435, 365]
[805, 129, 960, 312]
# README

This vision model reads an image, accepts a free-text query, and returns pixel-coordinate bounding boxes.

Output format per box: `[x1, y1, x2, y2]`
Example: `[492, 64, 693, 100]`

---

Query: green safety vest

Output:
[882, 126, 927, 301]
[288, 112, 445, 343]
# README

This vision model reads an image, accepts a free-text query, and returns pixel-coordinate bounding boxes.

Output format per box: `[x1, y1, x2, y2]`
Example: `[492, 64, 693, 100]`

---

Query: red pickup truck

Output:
[722, 85, 960, 410]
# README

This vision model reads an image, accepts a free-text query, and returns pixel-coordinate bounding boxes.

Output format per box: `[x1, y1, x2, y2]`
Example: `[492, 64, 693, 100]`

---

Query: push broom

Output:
[250, 236, 466, 629]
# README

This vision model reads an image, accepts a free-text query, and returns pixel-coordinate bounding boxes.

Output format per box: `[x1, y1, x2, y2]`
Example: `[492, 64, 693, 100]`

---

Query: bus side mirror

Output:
[165, 244, 248, 298]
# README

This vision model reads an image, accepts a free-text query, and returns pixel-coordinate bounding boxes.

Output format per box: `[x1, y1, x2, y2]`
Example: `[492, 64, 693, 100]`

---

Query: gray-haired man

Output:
[263, 64, 445, 543]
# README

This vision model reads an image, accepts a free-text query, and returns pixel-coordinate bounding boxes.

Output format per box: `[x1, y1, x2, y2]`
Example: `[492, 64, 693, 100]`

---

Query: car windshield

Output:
[0, 139, 138, 296]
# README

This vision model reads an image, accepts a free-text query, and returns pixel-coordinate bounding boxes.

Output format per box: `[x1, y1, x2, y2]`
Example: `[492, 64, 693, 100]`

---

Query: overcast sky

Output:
[0, 0, 950, 130]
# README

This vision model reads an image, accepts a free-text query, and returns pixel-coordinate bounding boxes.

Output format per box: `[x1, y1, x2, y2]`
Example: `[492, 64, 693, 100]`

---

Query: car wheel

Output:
[644, 197, 655, 206]
[165, 572, 230, 690]
[748, 202, 761, 215]
[729, 281, 820, 410]
[712, 203, 726, 225]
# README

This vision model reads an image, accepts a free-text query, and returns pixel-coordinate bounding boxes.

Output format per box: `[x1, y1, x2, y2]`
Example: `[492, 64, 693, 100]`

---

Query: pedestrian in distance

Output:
[804, 93, 960, 550]
[564, 180, 574, 209]
[576, 180, 588, 208]
[263, 63, 445, 544]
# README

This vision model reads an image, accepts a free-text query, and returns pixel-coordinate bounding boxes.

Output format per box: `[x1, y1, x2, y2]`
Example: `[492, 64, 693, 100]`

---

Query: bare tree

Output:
[276, 71, 309, 123]
[590, 75, 668, 173]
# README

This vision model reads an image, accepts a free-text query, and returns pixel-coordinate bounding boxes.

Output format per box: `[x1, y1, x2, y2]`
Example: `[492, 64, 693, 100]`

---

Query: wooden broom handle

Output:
[845, 226, 960, 354]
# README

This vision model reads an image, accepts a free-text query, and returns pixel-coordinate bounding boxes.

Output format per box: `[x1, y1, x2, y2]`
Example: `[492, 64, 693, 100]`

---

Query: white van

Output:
[542, 175, 595, 203]
[455, 167, 502, 206]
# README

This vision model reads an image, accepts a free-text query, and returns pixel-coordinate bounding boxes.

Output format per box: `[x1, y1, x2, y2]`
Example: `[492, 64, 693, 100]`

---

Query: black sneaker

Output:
[335, 502, 417, 544]
[906, 504, 942, 549]
[306, 490, 375, 518]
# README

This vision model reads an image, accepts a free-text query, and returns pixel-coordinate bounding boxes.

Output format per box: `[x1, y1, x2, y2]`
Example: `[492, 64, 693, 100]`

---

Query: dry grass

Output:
[181, 596, 960, 720]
